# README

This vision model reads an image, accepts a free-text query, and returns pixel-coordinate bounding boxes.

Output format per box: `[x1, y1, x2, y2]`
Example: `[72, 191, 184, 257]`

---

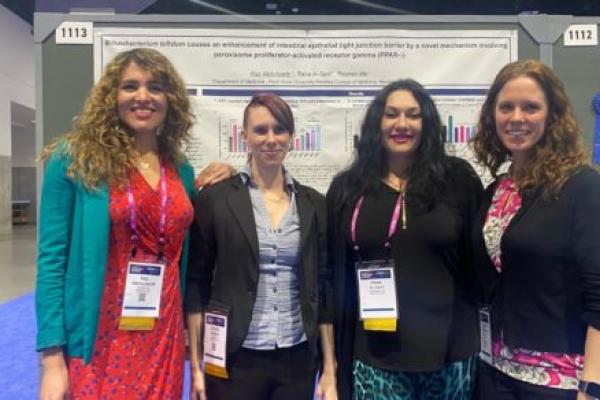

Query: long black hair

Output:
[334, 79, 449, 211]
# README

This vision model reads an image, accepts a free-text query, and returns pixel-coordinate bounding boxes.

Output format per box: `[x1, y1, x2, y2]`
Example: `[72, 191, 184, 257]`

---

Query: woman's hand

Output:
[580, 327, 600, 400]
[577, 392, 593, 400]
[39, 349, 69, 400]
[189, 368, 208, 400]
[316, 368, 338, 400]
[317, 323, 337, 400]
[195, 162, 236, 188]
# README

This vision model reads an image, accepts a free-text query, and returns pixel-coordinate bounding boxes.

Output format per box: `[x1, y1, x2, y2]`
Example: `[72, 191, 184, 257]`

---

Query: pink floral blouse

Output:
[482, 175, 584, 389]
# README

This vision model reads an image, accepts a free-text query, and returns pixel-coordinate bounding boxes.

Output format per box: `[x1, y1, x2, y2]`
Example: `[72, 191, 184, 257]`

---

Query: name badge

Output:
[478, 304, 493, 364]
[119, 260, 165, 330]
[356, 259, 398, 331]
[203, 308, 229, 379]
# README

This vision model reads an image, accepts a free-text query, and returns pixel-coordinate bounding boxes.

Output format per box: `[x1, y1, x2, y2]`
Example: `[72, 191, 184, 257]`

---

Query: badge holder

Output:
[356, 259, 398, 332]
[478, 304, 493, 364]
[119, 254, 166, 331]
[203, 305, 230, 379]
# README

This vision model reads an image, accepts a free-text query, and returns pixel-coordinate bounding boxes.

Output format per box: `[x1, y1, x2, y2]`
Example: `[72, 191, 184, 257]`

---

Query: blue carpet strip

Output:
[0, 292, 193, 399]
[0, 293, 37, 399]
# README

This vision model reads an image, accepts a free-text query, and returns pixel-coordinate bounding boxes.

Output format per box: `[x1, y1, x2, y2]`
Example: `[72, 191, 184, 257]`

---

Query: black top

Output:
[328, 157, 482, 397]
[185, 174, 332, 356]
[472, 166, 600, 354]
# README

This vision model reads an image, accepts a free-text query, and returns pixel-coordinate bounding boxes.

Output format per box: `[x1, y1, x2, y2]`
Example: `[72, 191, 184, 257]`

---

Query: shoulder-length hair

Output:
[472, 59, 588, 197]
[41, 47, 194, 189]
[334, 79, 448, 209]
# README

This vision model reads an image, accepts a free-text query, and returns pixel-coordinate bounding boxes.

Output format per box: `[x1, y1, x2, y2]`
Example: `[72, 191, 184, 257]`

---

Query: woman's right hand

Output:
[190, 368, 207, 400]
[39, 349, 69, 400]
[195, 161, 236, 188]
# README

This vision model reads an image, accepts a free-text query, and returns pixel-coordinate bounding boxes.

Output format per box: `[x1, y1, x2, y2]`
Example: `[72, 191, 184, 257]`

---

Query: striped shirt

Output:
[240, 164, 307, 350]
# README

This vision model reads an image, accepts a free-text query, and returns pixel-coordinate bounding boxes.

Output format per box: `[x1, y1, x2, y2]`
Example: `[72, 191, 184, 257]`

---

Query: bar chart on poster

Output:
[434, 93, 493, 181]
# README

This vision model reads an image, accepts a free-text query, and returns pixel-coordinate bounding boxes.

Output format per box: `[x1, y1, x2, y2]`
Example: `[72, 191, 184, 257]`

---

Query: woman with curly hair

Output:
[328, 79, 482, 399]
[471, 59, 600, 400]
[36, 48, 231, 399]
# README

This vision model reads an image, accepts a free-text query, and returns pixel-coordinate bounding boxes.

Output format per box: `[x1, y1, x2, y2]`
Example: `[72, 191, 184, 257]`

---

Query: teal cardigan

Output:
[35, 150, 196, 363]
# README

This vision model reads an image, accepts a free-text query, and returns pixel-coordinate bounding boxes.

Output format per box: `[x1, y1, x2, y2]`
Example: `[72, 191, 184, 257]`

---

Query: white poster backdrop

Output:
[94, 29, 517, 191]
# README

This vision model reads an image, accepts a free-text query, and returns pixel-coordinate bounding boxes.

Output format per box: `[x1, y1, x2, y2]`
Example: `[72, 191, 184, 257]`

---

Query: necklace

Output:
[382, 175, 408, 229]
[383, 167, 409, 192]
[263, 190, 288, 203]
[137, 160, 150, 170]
[135, 153, 157, 170]
[383, 177, 406, 192]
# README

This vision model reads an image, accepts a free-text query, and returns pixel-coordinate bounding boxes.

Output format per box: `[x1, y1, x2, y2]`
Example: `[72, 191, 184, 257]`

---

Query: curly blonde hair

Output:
[472, 59, 588, 197]
[41, 48, 194, 189]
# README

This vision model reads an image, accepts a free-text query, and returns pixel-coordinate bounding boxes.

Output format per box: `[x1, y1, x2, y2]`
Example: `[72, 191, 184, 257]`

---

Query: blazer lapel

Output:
[227, 182, 259, 264]
[476, 187, 495, 269]
[82, 182, 110, 300]
[476, 187, 501, 302]
[81, 182, 110, 362]
[296, 187, 315, 251]
[505, 186, 540, 229]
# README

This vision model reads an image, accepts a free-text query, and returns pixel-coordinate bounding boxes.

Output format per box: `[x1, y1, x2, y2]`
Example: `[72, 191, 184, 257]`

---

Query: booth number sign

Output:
[55, 22, 94, 44]
[563, 24, 598, 47]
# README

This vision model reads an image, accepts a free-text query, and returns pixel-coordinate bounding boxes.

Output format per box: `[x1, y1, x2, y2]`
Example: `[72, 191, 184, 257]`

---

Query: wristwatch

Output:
[578, 380, 600, 399]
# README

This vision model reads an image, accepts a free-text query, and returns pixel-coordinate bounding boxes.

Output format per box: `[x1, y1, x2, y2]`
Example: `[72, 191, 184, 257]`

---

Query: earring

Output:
[156, 125, 163, 137]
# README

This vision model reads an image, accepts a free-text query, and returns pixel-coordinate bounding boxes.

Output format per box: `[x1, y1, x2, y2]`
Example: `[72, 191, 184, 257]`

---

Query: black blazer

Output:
[185, 174, 332, 357]
[472, 167, 600, 354]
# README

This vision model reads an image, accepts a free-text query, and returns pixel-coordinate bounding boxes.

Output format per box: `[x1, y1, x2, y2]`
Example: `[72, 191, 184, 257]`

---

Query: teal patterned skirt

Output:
[352, 356, 477, 400]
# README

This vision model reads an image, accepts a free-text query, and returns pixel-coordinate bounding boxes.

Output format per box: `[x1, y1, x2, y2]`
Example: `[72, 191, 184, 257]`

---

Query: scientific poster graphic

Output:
[94, 29, 517, 190]
[186, 89, 362, 191]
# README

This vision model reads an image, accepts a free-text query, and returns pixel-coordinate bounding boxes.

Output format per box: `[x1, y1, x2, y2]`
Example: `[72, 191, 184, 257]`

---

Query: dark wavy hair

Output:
[472, 59, 588, 197]
[334, 79, 448, 210]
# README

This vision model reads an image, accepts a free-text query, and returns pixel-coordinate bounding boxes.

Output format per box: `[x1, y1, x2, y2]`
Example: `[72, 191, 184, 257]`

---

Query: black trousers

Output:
[206, 342, 317, 400]
[476, 361, 577, 400]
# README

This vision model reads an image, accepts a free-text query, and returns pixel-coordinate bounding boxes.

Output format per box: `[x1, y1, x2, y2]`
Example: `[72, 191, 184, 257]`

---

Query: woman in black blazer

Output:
[185, 93, 337, 400]
[471, 60, 600, 400]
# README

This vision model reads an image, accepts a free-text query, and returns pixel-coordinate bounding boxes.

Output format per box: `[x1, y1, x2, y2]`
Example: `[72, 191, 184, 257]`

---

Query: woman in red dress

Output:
[67, 163, 193, 399]
[36, 48, 231, 400]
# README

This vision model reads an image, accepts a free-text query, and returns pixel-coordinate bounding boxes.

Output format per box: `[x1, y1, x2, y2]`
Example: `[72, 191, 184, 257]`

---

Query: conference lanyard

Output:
[350, 193, 403, 332]
[126, 162, 167, 261]
[119, 163, 168, 331]
[350, 192, 405, 255]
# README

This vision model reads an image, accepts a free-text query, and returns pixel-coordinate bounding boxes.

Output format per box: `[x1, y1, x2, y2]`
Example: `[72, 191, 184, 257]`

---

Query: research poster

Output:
[94, 28, 517, 190]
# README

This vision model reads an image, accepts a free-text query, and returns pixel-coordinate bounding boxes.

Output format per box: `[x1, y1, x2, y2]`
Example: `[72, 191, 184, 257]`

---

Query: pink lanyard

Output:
[350, 192, 404, 253]
[127, 163, 167, 260]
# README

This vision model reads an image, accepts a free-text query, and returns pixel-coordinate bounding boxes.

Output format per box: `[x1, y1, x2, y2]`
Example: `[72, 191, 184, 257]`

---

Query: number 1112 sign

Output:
[563, 24, 598, 47]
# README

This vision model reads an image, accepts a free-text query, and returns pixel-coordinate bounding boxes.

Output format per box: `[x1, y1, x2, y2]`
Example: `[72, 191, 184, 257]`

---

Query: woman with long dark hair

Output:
[328, 79, 482, 399]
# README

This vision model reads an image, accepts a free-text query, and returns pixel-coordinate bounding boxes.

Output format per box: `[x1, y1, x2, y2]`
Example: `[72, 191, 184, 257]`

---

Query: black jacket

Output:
[185, 174, 332, 357]
[472, 166, 600, 354]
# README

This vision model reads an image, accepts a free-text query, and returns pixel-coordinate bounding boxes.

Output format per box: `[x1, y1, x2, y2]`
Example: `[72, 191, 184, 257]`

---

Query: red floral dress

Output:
[68, 164, 193, 399]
